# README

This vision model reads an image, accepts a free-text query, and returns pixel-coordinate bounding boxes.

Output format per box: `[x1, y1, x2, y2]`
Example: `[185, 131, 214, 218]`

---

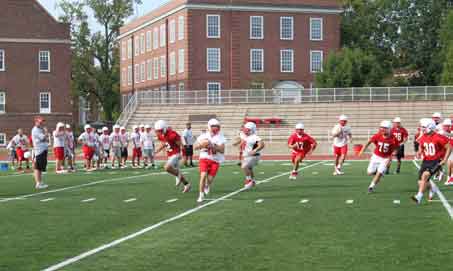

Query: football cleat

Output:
[368, 187, 374, 194]
[411, 195, 421, 205]
[35, 183, 48, 189]
[204, 184, 210, 195]
[244, 180, 256, 189]
[197, 193, 205, 203]
[444, 177, 453, 186]
[182, 183, 191, 193]
[175, 177, 182, 187]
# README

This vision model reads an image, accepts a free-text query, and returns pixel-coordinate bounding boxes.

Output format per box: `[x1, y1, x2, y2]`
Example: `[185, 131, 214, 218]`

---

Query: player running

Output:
[241, 122, 265, 189]
[287, 123, 317, 180]
[130, 125, 142, 168]
[389, 117, 408, 174]
[53, 122, 67, 173]
[141, 125, 156, 169]
[154, 120, 191, 193]
[412, 119, 451, 204]
[331, 115, 352, 175]
[359, 120, 399, 193]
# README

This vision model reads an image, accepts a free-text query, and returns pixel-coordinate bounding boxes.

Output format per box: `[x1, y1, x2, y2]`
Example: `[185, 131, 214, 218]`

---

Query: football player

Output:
[109, 125, 122, 169]
[389, 117, 408, 174]
[287, 123, 317, 180]
[99, 127, 111, 168]
[53, 122, 67, 173]
[241, 122, 265, 189]
[438, 119, 453, 185]
[141, 124, 156, 169]
[331, 115, 352, 175]
[78, 124, 97, 171]
[12, 128, 30, 172]
[154, 120, 191, 193]
[359, 120, 398, 193]
[120, 126, 129, 168]
[130, 125, 142, 168]
[64, 124, 76, 172]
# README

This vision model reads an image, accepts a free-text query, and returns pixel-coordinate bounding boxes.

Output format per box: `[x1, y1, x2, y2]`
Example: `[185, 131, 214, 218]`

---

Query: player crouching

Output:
[288, 123, 317, 180]
[359, 121, 398, 193]
[412, 119, 451, 204]
[241, 122, 265, 189]
[154, 120, 191, 193]
[194, 119, 226, 203]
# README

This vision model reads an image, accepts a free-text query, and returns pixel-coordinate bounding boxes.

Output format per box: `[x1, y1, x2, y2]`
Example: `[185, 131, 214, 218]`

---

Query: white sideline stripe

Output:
[203, 198, 233, 201]
[259, 172, 265, 174]
[40, 198, 55, 202]
[300, 199, 310, 203]
[0, 171, 174, 203]
[412, 160, 453, 220]
[346, 200, 354, 204]
[233, 171, 239, 174]
[312, 171, 319, 175]
[42, 161, 324, 271]
[393, 200, 400, 205]
[165, 198, 178, 203]
[255, 199, 264, 203]
[81, 198, 96, 203]
[124, 198, 137, 203]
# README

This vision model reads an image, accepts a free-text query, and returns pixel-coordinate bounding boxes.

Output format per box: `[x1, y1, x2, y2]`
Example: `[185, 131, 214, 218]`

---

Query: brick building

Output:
[0, 0, 73, 145]
[118, 0, 341, 107]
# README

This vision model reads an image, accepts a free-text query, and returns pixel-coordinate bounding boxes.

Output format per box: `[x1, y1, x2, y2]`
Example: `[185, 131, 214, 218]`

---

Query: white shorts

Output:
[166, 154, 181, 169]
[449, 152, 453, 161]
[143, 149, 154, 159]
[242, 156, 260, 169]
[367, 154, 390, 175]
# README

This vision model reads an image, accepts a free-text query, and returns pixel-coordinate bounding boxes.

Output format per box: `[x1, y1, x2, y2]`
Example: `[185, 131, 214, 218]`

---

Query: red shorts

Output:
[54, 147, 65, 160]
[199, 159, 220, 177]
[333, 145, 348, 156]
[82, 145, 95, 160]
[133, 147, 142, 158]
[291, 152, 306, 163]
[16, 148, 27, 161]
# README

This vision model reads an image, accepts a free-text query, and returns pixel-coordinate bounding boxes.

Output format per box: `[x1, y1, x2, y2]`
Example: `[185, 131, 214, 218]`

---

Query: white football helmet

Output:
[244, 122, 257, 134]
[144, 124, 151, 129]
[65, 124, 71, 129]
[432, 112, 442, 118]
[339, 115, 348, 121]
[380, 120, 392, 129]
[84, 124, 91, 131]
[295, 123, 304, 129]
[102, 126, 109, 132]
[393, 117, 401, 123]
[154, 120, 168, 133]
[113, 124, 120, 130]
[56, 122, 65, 129]
[208, 118, 220, 128]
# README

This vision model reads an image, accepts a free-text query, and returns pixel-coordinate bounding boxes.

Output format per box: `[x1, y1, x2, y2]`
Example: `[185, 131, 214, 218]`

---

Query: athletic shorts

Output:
[414, 141, 420, 152]
[16, 148, 26, 161]
[166, 154, 181, 169]
[9, 149, 16, 160]
[143, 148, 154, 159]
[53, 147, 65, 160]
[103, 149, 110, 158]
[34, 150, 48, 172]
[418, 160, 441, 179]
[395, 145, 405, 160]
[121, 147, 128, 159]
[82, 145, 95, 160]
[64, 147, 74, 159]
[291, 152, 306, 163]
[133, 147, 142, 158]
[242, 155, 260, 169]
[184, 145, 194, 157]
[333, 145, 348, 156]
[367, 154, 390, 175]
[199, 159, 220, 177]
[111, 147, 121, 158]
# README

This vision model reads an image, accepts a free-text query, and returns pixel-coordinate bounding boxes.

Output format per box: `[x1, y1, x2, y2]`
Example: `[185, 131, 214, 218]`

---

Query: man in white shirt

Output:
[109, 125, 122, 168]
[241, 122, 265, 189]
[31, 116, 49, 189]
[182, 122, 195, 167]
[99, 127, 111, 168]
[141, 124, 155, 169]
[6, 138, 17, 170]
[53, 122, 67, 174]
[78, 124, 97, 171]
[131, 125, 142, 168]
[331, 115, 352, 175]
[12, 128, 30, 172]
[65, 124, 76, 172]
[120, 126, 129, 168]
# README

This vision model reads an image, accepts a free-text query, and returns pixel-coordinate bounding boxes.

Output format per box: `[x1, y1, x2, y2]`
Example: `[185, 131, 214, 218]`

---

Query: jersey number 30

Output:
[423, 143, 436, 156]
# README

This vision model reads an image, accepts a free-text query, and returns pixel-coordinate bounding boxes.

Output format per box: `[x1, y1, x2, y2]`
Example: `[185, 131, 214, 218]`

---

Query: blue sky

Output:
[38, 0, 168, 29]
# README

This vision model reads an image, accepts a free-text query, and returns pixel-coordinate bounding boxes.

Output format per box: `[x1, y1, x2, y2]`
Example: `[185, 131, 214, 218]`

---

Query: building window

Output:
[153, 27, 159, 49]
[127, 39, 132, 59]
[178, 16, 185, 40]
[250, 82, 265, 89]
[280, 49, 294, 73]
[135, 64, 140, 83]
[179, 82, 185, 91]
[206, 15, 220, 38]
[140, 62, 146, 82]
[280, 16, 294, 40]
[146, 31, 152, 51]
[140, 33, 145, 54]
[121, 42, 126, 61]
[134, 36, 140, 56]
[207, 82, 221, 104]
[178, 49, 185, 73]
[169, 20, 176, 43]
[160, 55, 166, 78]
[127, 65, 132, 85]
[160, 24, 166, 47]
[169, 51, 176, 76]
[207, 48, 221, 72]
[153, 57, 159, 80]
[310, 50, 323, 73]
[250, 49, 264, 72]
[250, 16, 264, 39]
[0, 49, 4, 71]
[310, 18, 323, 41]
[147, 60, 152, 80]
[39, 92, 51, 114]
[0, 133, 5, 146]
[0, 91, 5, 113]
[39, 51, 50, 72]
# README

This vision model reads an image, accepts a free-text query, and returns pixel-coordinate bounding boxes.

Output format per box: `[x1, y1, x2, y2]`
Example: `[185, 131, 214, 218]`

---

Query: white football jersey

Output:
[120, 133, 129, 146]
[242, 134, 262, 157]
[53, 130, 66, 147]
[141, 132, 155, 150]
[130, 132, 141, 147]
[332, 124, 352, 147]
[99, 134, 111, 150]
[66, 132, 75, 149]
[78, 132, 97, 147]
[12, 134, 28, 149]
[109, 132, 122, 148]
[197, 132, 227, 163]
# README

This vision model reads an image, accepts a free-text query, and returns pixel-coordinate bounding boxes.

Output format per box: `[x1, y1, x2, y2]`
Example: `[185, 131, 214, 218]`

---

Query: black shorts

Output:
[418, 160, 441, 179]
[121, 147, 128, 158]
[184, 145, 194, 156]
[104, 149, 110, 157]
[34, 150, 48, 172]
[414, 141, 419, 152]
[395, 145, 405, 160]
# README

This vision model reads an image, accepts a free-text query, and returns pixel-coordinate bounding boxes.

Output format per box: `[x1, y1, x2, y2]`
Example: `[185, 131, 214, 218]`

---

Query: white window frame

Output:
[39, 51, 50, 72]
[0, 49, 4, 71]
[0, 91, 5, 113]
[140, 33, 145, 54]
[250, 16, 264, 40]
[153, 57, 159, 80]
[178, 16, 185, 40]
[39, 92, 51, 114]
[121, 42, 126, 61]
[134, 64, 140, 83]
[207, 48, 221, 72]
[280, 49, 294, 73]
[160, 24, 166, 47]
[146, 31, 152, 51]
[178, 49, 185, 73]
[310, 18, 323, 41]
[127, 39, 132, 59]
[250, 49, 264, 73]
[206, 15, 220, 38]
[310, 50, 323, 73]
[280, 16, 294, 40]
[0, 133, 5, 147]
[160, 55, 166, 78]
[147, 59, 152, 80]
[140, 62, 146, 82]
[169, 20, 176, 43]
[169, 51, 176, 76]
[134, 36, 140, 56]
[153, 27, 159, 49]
[127, 65, 132, 85]
[207, 82, 221, 90]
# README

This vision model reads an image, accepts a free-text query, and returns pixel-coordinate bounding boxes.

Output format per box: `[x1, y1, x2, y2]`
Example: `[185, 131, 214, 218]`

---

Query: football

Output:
[23, 151, 31, 159]
[331, 125, 342, 136]
[198, 139, 210, 148]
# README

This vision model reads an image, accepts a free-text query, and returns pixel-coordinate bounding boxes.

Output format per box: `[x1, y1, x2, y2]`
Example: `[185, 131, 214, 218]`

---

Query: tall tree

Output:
[441, 43, 453, 85]
[59, 0, 141, 121]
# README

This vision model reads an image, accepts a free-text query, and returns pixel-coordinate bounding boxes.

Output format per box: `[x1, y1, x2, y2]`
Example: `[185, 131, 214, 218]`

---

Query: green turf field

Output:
[1, 160, 453, 271]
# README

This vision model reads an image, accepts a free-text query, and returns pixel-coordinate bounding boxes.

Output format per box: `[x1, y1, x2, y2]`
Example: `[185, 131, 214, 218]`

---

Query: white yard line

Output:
[300, 199, 310, 203]
[42, 161, 323, 271]
[393, 200, 401, 205]
[412, 160, 453, 220]
[40, 198, 55, 202]
[165, 198, 178, 203]
[255, 199, 264, 203]
[124, 198, 137, 203]
[346, 199, 354, 204]
[81, 198, 96, 203]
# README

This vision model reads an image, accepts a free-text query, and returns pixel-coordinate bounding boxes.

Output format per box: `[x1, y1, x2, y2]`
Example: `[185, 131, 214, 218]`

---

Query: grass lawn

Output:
[1, 160, 453, 271]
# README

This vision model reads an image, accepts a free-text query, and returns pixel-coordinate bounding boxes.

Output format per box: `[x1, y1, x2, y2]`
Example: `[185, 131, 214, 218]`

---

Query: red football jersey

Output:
[419, 133, 449, 161]
[390, 127, 408, 145]
[370, 133, 399, 158]
[288, 133, 316, 154]
[157, 129, 181, 157]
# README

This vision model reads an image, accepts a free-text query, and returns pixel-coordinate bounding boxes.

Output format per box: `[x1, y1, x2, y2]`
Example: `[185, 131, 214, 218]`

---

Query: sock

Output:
[246, 176, 252, 181]
[416, 192, 423, 201]
[369, 182, 376, 189]
[199, 192, 204, 197]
